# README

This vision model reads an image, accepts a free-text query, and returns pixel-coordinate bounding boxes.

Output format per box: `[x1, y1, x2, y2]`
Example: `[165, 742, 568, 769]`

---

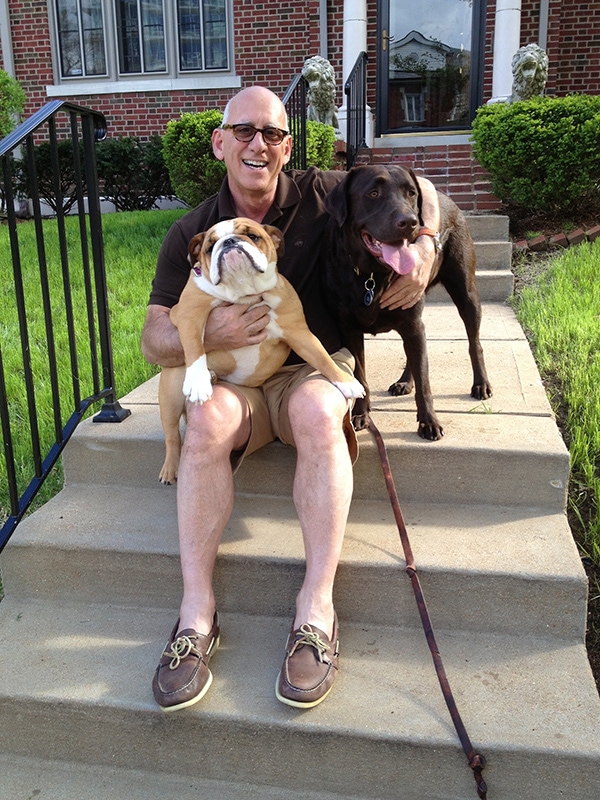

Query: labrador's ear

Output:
[407, 168, 424, 226]
[323, 169, 358, 227]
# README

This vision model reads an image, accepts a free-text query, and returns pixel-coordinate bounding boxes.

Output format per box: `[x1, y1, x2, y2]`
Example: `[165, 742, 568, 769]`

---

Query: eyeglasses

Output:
[221, 123, 289, 145]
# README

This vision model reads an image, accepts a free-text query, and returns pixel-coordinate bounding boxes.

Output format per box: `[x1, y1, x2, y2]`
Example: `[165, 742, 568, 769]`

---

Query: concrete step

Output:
[63, 304, 568, 512]
[428, 268, 514, 302]
[473, 239, 513, 270]
[2, 485, 586, 640]
[0, 596, 598, 800]
[466, 214, 510, 242]
[0, 753, 370, 800]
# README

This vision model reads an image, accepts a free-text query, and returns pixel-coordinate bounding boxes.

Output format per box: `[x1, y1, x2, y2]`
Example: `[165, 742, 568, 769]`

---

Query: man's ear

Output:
[281, 133, 293, 167]
[212, 127, 225, 161]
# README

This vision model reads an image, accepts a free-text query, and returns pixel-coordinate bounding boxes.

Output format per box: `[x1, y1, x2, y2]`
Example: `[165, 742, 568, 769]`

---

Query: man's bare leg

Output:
[176, 385, 252, 635]
[287, 379, 353, 640]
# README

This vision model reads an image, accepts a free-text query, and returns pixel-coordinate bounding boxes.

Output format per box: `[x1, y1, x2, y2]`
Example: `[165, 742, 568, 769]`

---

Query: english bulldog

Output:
[158, 217, 365, 484]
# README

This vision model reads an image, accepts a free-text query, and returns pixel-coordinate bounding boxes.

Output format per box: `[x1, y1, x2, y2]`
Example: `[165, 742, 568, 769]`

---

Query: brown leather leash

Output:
[367, 417, 488, 799]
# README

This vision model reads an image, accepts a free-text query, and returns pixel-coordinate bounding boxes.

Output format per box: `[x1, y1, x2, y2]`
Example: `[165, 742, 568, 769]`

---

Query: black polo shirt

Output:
[149, 167, 346, 362]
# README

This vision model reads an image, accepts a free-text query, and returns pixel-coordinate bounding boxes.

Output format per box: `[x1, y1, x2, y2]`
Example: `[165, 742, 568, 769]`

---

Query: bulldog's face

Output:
[189, 218, 284, 292]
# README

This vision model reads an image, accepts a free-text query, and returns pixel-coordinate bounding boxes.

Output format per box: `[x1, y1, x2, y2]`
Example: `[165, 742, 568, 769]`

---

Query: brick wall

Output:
[356, 144, 500, 213]
[7, 0, 324, 138]
[521, 0, 600, 95]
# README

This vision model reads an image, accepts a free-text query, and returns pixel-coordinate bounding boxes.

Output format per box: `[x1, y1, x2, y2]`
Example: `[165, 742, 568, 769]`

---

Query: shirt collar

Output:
[215, 171, 302, 224]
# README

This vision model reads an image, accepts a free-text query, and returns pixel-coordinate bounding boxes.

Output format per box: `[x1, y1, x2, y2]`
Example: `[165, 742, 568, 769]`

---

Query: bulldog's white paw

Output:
[334, 378, 366, 399]
[183, 357, 213, 404]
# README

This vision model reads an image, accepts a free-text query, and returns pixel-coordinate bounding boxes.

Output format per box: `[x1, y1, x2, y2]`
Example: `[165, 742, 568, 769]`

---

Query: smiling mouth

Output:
[243, 159, 268, 169]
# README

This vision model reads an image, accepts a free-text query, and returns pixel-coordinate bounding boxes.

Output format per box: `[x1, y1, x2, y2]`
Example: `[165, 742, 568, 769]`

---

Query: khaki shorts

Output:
[223, 348, 359, 472]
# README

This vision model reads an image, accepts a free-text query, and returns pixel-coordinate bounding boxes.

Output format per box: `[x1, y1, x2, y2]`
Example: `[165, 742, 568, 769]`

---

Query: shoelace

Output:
[289, 624, 329, 663]
[164, 634, 198, 670]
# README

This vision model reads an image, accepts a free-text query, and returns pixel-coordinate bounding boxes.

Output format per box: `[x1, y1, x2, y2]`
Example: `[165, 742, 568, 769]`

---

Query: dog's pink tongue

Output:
[381, 240, 415, 275]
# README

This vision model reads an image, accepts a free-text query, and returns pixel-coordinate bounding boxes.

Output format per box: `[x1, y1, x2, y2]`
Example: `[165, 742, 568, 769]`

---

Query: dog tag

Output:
[364, 275, 376, 306]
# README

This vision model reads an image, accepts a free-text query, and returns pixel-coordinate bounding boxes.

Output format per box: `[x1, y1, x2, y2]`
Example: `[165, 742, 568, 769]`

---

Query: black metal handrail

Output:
[345, 52, 368, 168]
[0, 100, 129, 552]
[282, 74, 308, 171]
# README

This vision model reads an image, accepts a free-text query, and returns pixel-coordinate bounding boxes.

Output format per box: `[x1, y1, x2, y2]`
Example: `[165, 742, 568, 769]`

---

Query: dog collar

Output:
[418, 227, 442, 254]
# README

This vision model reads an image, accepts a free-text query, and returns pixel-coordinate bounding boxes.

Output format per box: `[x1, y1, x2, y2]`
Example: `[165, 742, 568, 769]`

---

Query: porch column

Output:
[338, 0, 374, 145]
[490, 0, 522, 103]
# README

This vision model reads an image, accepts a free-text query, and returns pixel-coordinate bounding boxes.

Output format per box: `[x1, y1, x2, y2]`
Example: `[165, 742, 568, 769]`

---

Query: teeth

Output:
[244, 160, 266, 168]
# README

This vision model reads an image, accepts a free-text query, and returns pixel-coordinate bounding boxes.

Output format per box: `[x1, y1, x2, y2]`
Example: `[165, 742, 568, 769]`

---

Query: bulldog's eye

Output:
[368, 189, 379, 198]
[407, 188, 417, 197]
[247, 233, 260, 242]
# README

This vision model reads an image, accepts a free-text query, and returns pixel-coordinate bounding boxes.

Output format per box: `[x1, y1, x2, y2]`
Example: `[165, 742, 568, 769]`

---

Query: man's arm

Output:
[380, 176, 441, 311]
[141, 302, 272, 368]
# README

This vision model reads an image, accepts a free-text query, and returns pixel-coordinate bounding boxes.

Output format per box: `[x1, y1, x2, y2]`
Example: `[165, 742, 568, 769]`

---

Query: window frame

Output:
[48, 0, 238, 96]
[376, 0, 487, 136]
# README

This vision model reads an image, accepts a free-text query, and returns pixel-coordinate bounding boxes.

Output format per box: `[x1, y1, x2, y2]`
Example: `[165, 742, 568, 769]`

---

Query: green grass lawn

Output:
[0, 208, 186, 525]
[512, 240, 600, 564]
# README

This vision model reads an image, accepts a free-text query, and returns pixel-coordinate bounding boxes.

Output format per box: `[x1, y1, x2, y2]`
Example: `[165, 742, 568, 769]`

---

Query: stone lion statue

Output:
[509, 43, 549, 103]
[302, 55, 339, 129]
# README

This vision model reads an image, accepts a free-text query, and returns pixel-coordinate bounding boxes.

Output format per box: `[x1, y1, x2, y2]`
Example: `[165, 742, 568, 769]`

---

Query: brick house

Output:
[1, 0, 598, 211]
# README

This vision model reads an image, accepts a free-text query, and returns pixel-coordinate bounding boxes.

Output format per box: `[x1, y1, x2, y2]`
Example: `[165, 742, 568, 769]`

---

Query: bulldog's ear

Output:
[264, 225, 285, 258]
[188, 232, 206, 264]
[324, 171, 353, 227]
[407, 168, 424, 226]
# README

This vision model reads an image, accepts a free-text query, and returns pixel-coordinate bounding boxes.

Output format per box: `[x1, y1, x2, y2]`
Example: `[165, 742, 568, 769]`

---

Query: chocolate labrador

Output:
[322, 164, 492, 439]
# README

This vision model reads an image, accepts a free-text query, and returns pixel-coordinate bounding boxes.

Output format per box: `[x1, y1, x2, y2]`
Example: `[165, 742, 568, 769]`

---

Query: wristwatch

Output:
[418, 227, 442, 254]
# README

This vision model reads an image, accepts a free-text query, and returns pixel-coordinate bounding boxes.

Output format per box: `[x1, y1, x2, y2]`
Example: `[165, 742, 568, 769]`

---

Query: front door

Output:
[376, 0, 487, 135]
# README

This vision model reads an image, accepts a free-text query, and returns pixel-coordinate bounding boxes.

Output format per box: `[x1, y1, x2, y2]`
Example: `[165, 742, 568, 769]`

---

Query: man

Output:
[142, 86, 440, 711]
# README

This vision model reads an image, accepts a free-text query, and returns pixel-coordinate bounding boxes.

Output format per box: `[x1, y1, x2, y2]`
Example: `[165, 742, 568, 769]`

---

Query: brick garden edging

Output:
[513, 224, 600, 253]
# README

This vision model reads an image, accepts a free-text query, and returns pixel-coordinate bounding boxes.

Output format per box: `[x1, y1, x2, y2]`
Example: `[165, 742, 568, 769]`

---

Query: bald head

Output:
[223, 86, 288, 129]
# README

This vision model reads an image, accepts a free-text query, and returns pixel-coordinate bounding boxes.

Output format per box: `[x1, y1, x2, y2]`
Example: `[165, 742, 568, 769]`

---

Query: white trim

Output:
[46, 75, 242, 97]
[374, 132, 473, 148]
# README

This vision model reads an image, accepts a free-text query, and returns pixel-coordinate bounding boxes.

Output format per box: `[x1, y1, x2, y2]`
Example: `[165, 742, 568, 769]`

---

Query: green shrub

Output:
[471, 95, 600, 218]
[305, 120, 336, 170]
[14, 135, 172, 213]
[0, 69, 26, 138]
[15, 140, 85, 213]
[96, 135, 173, 211]
[162, 110, 226, 208]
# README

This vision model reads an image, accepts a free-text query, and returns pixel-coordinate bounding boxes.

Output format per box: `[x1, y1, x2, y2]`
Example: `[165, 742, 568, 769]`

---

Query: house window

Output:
[53, 0, 229, 82]
[116, 0, 167, 74]
[178, 0, 228, 71]
[56, 0, 108, 77]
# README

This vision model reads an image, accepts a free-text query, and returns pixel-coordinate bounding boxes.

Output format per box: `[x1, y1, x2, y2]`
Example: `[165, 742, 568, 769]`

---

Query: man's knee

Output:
[184, 386, 251, 452]
[288, 381, 347, 443]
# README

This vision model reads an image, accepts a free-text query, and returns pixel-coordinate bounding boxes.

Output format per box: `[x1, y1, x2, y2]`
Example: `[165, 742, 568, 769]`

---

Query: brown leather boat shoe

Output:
[152, 613, 220, 712]
[275, 613, 339, 708]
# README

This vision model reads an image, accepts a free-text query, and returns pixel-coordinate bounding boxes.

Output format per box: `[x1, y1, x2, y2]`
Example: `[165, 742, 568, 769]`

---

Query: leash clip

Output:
[364, 274, 375, 306]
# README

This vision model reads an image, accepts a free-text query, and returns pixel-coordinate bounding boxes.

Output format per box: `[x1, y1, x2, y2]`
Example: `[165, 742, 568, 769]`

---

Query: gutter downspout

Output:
[319, 0, 328, 59]
[538, 0, 550, 51]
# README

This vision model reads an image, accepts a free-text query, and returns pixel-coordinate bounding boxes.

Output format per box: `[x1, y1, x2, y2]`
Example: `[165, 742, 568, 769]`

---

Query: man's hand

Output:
[204, 298, 270, 351]
[379, 235, 436, 311]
